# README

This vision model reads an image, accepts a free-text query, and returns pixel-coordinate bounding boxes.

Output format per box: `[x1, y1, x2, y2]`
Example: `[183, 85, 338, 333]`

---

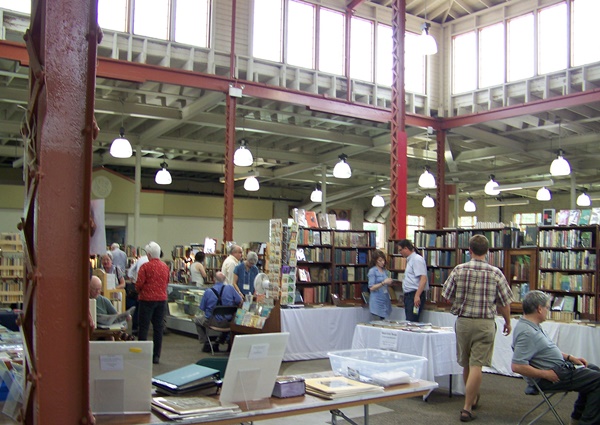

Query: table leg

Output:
[449, 374, 453, 397]
[330, 408, 361, 425]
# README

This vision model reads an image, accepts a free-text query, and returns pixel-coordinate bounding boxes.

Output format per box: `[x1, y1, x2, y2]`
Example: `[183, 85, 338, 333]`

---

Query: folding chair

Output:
[205, 305, 238, 355]
[517, 377, 568, 425]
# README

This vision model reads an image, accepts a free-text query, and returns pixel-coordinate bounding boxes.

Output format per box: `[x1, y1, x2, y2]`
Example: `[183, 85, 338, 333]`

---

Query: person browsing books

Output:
[190, 251, 208, 288]
[367, 250, 393, 320]
[110, 242, 128, 272]
[221, 244, 243, 285]
[194, 272, 242, 353]
[442, 234, 513, 422]
[232, 251, 259, 297]
[89, 275, 117, 315]
[512, 290, 600, 425]
[101, 251, 126, 290]
[136, 241, 170, 364]
[397, 239, 429, 322]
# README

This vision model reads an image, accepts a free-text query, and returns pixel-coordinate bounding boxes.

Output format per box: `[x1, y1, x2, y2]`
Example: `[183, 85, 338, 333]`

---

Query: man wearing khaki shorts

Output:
[442, 234, 513, 422]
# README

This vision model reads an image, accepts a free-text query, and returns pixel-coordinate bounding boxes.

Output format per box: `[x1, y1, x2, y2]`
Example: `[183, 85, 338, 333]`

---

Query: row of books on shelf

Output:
[538, 250, 596, 270]
[0, 254, 23, 266]
[537, 272, 595, 293]
[338, 282, 363, 301]
[334, 232, 375, 248]
[415, 232, 457, 248]
[538, 229, 594, 248]
[294, 209, 337, 229]
[0, 270, 24, 278]
[425, 286, 451, 305]
[427, 268, 451, 285]
[510, 283, 531, 302]
[458, 250, 504, 268]
[301, 285, 329, 304]
[510, 260, 531, 281]
[547, 293, 596, 315]
[204, 255, 223, 268]
[422, 249, 456, 267]
[554, 208, 600, 226]
[295, 247, 331, 263]
[334, 249, 370, 265]
[297, 266, 330, 283]
[458, 229, 519, 249]
[333, 266, 368, 282]
[297, 229, 331, 246]
[388, 256, 407, 270]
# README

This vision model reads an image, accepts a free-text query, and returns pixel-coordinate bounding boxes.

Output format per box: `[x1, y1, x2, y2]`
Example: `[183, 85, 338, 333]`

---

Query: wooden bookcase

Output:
[505, 248, 537, 314]
[537, 225, 598, 321]
[296, 227, 333, 304]
[0, 233, 24, 307]
[332, 230, 376, 302]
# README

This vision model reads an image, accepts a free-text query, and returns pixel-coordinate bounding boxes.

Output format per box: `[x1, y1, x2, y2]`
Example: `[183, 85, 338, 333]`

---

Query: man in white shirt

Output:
[110, 242, 128, 272]
[221, 244, 243, 285]
[127, 255, 149, 282]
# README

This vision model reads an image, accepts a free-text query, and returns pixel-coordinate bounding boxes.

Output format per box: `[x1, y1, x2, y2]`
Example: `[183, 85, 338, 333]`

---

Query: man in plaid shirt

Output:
[442, 234, 513, 422]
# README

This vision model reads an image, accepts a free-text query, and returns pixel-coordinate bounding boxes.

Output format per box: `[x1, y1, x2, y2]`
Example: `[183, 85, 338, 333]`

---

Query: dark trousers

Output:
[404, 290, 426, 322]
[137, 300, 166, 360]
[539, 363, 600, 425]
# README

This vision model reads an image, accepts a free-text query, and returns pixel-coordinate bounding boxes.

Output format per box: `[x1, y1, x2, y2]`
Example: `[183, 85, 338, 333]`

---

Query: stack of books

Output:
[304, 376, 383, 400]
[152, 364, 221, 396]
[151, 395, 240, 421]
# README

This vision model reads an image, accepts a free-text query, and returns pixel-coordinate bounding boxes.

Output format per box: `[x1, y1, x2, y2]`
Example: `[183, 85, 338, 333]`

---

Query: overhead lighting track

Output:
[496, 179, 554, 192]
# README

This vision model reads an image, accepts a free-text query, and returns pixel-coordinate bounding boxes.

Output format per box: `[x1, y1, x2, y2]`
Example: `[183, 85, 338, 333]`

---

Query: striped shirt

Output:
[442, 259, 513, 319]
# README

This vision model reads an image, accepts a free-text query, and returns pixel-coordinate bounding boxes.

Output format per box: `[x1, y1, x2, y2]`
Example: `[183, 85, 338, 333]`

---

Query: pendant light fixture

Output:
[234, 139, 253, 167]
[244, 141, 260, 192]
[333, 153, 351, 179]
[422, 194, 435, 208]
[371, 193, 385, 208]
[155, 161, 172, 185]
[464, 197, 476, 212]
[420, 1, 437, 55]
[310, 184, 323, 203]
[110, 100, 133, 158]
[550, 120, 571, 177]
[484, 174, 500, 196]
[418, 166, 436, 189]
[577, 191, 591, 207]
[536, 187, 552, 201]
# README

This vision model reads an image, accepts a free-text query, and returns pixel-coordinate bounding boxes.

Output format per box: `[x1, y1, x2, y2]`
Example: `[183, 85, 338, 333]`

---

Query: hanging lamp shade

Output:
[464, 197, 476, 212]
[577, 192, 591, 207]
[422, 194, 435, 208]
[109, 127, 133, 158]
[420, 23, 438, 55]
[536, 187, 552, 201]
[484, 175, 500, 196]
[418, 166, 436, 189]
[310, 187, 323, 203]
[550, 149, 571, 176]
[155, 162, 172, 185]
[333, 154, 351, 179]
[371, 193, 385, 208]
[234, 139, 254, 167]
[244, 176, 260, 191]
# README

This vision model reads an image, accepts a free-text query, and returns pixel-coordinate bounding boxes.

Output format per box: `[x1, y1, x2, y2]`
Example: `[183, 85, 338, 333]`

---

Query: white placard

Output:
[100, 354, 124, 371]
[248, 343, 269, 359]
[379, 330, 398, 350]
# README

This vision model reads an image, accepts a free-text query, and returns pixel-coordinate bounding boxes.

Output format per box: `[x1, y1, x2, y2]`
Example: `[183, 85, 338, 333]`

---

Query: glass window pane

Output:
[350, 16, 373, 82]
[0, 0, 30, 13]
[175, 0, 209, 47]
[405, 31, 425, 93]
[539, 2, 567, 74]
[572, 0, 600, 66]
[507, 13, 534, 81]
[376, 24, 393, 86]
[319, 8, 345, 75]
[133, 0, 169, 40]
[253, 0, 282, 62]
[479, 23, 504, 88]
[287, 1, 315, 68]
[99, 0, 128, 32]
[452, 31, 477, 93]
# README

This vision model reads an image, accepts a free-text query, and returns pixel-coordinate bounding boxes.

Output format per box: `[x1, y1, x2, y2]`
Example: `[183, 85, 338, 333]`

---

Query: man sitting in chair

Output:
[194, 272, 242, 353]
[512, 291, 600, 425]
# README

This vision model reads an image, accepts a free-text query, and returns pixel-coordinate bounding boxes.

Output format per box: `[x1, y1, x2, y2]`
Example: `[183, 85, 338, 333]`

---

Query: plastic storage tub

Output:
[328, 349, 427, 386]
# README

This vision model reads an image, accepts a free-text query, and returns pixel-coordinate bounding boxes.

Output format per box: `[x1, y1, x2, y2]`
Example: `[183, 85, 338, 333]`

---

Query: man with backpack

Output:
[194, 271, 242, 353]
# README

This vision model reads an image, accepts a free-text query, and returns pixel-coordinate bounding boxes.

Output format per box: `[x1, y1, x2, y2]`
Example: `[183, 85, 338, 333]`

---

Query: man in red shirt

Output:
[136, 241, 170, 364]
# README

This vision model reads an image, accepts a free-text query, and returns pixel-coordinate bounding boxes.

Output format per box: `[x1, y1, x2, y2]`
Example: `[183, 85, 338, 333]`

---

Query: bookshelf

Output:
[537, 225, 598, 321]
[296, 228, 333, 304]
[204, 253, 225, 285]
[0, 233, 24, 307]
[331, 230, 376, 303]
[505, 248, 537, 314]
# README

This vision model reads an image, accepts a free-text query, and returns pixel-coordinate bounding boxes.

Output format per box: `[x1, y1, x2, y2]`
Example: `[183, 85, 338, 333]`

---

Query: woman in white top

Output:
[190, 252, 208, 288]
[101, 251, 126, 290]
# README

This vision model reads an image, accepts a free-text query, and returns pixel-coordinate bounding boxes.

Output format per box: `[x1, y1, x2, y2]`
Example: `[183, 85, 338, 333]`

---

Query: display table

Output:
[95, 378, 438, 424]
[280, 306, 370, 361]
[352, 324, 464, 395]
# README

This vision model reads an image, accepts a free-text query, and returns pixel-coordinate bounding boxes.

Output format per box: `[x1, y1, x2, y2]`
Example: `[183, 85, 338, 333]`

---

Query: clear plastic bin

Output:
[328, 349, 427, 386]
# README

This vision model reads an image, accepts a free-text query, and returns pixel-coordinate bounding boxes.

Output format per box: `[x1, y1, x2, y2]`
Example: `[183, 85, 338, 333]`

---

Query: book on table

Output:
[152, 364, 221, 395]
[151, 395, 240, 416]
[304, 376, 383, 399]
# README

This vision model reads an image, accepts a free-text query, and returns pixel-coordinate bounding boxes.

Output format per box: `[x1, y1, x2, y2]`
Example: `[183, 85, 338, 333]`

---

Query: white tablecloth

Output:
[280, 306, 370, 361]
[352, 324, 465, 394]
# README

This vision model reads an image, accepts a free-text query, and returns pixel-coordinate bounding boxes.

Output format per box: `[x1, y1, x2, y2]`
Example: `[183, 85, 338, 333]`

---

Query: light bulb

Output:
[244, 176, 260, 191]
[577, 192, 591, 207]
[550, 150, 571, 176]
[464, 198, 476, 212]
[418, 167, 436, 189]
[371, 194, 385, 207]
[536, 187, 552, 201]
[484, 175, 500, 196]
[422, 194, 435, 208]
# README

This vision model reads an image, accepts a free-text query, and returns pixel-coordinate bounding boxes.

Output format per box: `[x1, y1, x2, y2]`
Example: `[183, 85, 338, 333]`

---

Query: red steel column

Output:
[436, 129, 447, 228]
[20, 0, 97, 422]
[223, 95, 236, 244]
[390, 0, 407, 240]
